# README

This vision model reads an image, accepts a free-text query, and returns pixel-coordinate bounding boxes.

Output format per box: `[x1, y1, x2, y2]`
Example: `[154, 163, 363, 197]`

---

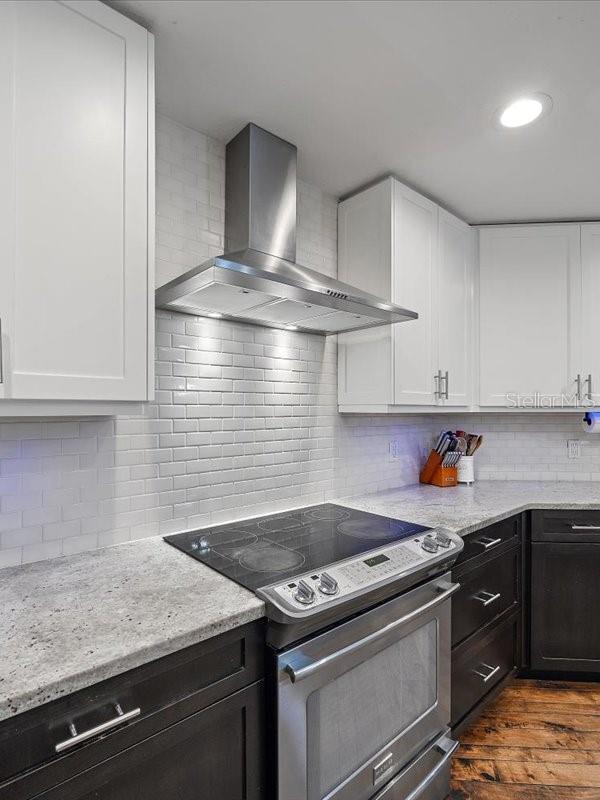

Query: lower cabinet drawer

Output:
[532, 510, 600, 543]
[5, 681, 266, 800]
[456, 515, 521, 568]
[451, 613, 519, 729]
[452, 546, 520, 647]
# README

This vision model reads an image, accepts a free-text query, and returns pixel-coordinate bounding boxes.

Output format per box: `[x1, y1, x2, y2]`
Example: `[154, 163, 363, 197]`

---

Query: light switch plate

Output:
[389, 440, 404, 461]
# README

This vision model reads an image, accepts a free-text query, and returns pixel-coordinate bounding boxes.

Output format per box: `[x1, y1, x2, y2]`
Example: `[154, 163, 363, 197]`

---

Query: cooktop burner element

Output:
[239, 542, 306, 573]
[164, 503, 431, 592]
[257, 514, 304, 533]
[337, 517, 417, 540]
[304, 506, 350, 522]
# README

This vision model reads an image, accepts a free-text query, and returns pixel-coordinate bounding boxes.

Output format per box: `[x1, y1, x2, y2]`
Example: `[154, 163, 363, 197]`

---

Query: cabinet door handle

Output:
[475, 536, 502, 550]
[442, 370, 449, 400]
[473, 590, 501, 606]
[55, 704, 141, 753]
[576, 374, 582, 405]
[472, 663, 501, 683]
[434, 370, 442, 398]
[571, 525, 600, 531]
[0, 316, 3, 384]
[586, 374, 593, 401]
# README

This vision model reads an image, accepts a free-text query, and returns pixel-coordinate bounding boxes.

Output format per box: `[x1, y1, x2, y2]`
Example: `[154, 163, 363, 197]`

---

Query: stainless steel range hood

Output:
[155, 124, 417, 334]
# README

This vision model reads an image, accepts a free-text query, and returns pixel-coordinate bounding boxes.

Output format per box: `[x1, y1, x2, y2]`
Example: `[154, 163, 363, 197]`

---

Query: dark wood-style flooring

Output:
[449, 679, 600, 799]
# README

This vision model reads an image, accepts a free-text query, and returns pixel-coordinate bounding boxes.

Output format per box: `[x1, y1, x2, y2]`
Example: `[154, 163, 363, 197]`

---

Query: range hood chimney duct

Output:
[226, 124, 297, 261]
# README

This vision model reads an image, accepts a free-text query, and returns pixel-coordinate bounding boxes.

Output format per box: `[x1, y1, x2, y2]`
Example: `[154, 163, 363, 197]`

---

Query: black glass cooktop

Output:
[164, 503, 429, 592]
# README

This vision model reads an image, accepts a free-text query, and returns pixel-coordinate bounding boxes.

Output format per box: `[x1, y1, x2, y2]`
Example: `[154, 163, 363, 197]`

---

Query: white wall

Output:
[0, 115, 425, 567]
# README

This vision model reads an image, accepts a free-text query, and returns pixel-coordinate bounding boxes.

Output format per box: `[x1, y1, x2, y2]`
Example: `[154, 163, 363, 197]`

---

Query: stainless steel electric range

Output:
[165, 503, 464, 800]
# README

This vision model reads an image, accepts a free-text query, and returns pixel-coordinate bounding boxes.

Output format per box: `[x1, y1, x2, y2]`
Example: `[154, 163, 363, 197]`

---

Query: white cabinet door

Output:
[338, 179, 392, 299]
[392, 182, 438, 405]
[0, 7, 12, 401]
[338, 327, 394, 406]
[479, 225, 581, 408]
[0, 1, 151, 402]
[581, 224, 600, 405]
[338, 180, 394, 405]
[337, 178, 474, 411]
[436, 209, 473, 406]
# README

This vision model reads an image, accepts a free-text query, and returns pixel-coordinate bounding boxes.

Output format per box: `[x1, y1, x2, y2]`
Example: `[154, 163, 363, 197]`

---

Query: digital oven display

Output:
[363, 553, 391, 568]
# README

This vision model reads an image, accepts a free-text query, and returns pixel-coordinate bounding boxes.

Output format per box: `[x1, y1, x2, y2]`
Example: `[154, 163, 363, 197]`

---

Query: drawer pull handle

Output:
[473, 590, 501, 606]
[475, 536, 502, 550]
[571, 525, 600, 531]
[55, 704, 141, 753]
[472, 663, 501, 683]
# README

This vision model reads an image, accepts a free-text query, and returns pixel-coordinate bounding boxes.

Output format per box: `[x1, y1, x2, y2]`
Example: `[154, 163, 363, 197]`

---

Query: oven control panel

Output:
[261, 528, 463, 615]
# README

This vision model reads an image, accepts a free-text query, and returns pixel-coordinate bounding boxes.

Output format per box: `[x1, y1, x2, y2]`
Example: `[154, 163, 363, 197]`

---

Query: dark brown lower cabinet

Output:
[451, 514, 524, 732]
[0, 622, 266, 800]
[34, 680, 265, 800]
[531, 541, 600, 672]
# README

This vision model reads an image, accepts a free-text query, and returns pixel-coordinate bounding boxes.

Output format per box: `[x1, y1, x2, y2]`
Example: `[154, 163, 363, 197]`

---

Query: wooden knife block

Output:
[420, 450, 458, 487]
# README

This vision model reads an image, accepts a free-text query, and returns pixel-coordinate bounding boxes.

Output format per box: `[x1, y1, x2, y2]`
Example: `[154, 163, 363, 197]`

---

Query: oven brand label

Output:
[373, 753, 394, 784]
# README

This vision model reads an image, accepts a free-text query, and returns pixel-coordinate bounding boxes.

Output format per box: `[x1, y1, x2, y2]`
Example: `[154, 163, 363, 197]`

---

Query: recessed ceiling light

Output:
[497, 93, 552, 128]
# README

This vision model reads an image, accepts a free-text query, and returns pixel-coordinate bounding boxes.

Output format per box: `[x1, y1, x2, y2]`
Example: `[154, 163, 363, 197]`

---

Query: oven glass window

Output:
[305, 621, 437, 800]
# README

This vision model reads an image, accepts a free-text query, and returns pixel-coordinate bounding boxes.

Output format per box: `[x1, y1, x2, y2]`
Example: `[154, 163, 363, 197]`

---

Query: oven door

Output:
[276, 573, 458, 800]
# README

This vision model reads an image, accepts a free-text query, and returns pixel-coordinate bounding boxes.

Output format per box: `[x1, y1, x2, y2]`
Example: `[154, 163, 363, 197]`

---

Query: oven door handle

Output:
[283, 581, 460, 684]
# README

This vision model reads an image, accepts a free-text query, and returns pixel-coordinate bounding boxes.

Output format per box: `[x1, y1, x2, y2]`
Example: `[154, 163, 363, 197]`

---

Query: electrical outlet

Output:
[568, 440, 581, 459]
[389, 440, 404, 461]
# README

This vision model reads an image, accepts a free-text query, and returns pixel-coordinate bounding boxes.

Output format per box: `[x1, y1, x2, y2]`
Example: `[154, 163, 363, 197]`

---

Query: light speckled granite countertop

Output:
[338, 480, 600, 536]
[0, 538, 264, 722]
[3, 480, 600, 724]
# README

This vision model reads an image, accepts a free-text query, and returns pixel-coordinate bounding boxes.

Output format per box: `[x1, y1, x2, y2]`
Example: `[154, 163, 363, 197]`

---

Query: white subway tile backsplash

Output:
[3, 526, 42, 549]
[1, 423, 42, 439]
[0, 548, 22, 569]
[22, 540, 62, 564]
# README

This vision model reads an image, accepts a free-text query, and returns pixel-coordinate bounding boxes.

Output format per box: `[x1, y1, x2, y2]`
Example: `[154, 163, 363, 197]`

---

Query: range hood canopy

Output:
[155, 124, 417, 334]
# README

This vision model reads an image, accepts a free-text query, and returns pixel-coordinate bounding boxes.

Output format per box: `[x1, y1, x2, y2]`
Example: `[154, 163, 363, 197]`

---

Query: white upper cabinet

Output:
[581, 224, 600, 405]
[338, 177, 474, 411]
[478, 225, 581, 408]
[392, 184, 438, 406]
[0, 1, 154, 408]
[338, 179, 393, 301]
[337, 180, 395, 406]
[436, 209, 473, 407]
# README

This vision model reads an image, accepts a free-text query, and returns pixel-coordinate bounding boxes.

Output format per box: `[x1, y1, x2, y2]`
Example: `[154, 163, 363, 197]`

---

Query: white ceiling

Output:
[112, 0, 600, 223]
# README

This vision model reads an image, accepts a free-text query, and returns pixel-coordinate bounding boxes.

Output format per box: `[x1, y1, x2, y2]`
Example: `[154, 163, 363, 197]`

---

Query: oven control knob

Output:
[421, 536, 439, 554]
[318, 571, 339, 596]
[294, 579, 316, 605]
[435, 532, 452, 549]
